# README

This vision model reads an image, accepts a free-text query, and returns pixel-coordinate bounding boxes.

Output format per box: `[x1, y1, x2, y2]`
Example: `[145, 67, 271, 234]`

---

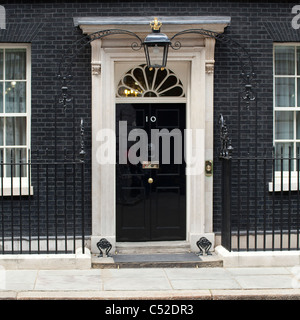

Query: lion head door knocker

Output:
[97, 238, 112, 258]
[196, 237, 212, 256]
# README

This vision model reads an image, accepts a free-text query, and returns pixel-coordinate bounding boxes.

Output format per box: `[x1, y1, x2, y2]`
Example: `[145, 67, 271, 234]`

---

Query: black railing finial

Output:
[219, 114, 233, 159]
[79, 118, 86, 162]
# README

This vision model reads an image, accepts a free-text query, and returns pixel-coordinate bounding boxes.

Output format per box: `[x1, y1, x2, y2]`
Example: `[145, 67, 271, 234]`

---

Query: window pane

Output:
[297, 143, 300, 158]
[133, 67, 146, 90]
[154, 68, 168, 90]
[0, 83, 3, 113]
[160, 86, 184, 97]
[297, 47, 300, 75]
[0, 118, 3, 146]
[0, 49, 3, 80]
[5, 81, 26, 113]
[145, 66, 155, 89]
[275, 78, 295, 107]
[5, 117, 26, 146]
[5, 49, 26, 80]
[5, 148, 27, 177]
[0, 149, 2, 177]
[275, 142, 294, 171]
[122, 74, 143, 96]
[297, 112, 300, 139]
[298, 78, 300, 108]
[117, 86, 142, 97]
[275, 111, 293, 139]
[275, 46, 295, 75]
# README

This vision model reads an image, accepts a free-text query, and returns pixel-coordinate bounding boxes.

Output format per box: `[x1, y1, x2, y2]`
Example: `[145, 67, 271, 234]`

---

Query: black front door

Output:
[116, 103, 186, 241]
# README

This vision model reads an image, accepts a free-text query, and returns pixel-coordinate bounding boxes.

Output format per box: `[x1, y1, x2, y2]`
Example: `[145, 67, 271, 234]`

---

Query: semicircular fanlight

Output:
[116, 64, 185, 98]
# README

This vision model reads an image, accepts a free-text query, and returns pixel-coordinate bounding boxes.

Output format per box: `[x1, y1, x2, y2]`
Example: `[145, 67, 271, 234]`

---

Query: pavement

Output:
[0, 266, 300, 300]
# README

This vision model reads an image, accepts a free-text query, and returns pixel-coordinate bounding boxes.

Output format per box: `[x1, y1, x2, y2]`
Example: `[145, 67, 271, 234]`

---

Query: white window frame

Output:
[0, 43, 32, 196]
[270, 43, 300, 191]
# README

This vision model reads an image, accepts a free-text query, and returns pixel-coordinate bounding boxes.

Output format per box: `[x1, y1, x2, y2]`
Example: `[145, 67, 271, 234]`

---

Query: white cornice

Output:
[74, 16, 231, 35]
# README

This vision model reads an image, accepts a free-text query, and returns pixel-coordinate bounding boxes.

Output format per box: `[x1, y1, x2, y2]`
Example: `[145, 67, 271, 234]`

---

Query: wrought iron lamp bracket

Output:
[57, 29, 144, 111]
[58, 29, 143, 80]
[169, 28, 255, 78]
[58, 27, 255, 110]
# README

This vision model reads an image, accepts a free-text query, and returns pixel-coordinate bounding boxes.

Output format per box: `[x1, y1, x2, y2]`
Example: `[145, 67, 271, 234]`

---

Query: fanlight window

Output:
[117, 64, 185, 98]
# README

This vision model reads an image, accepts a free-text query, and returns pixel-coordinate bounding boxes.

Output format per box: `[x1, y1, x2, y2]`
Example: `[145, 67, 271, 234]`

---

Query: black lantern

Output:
[143, 18, 171, 70]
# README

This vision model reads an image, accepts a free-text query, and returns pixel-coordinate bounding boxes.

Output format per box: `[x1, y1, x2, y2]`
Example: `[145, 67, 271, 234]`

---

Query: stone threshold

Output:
[91, 252, 223, 269]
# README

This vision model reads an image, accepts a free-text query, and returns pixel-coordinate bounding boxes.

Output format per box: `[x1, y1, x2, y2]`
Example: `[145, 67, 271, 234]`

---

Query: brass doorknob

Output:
[148, 178, 153, 184]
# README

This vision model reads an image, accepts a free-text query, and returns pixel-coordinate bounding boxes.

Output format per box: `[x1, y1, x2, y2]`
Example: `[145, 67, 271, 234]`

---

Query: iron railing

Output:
[0, 154, 86, 254]
[221, 146, 300, 252]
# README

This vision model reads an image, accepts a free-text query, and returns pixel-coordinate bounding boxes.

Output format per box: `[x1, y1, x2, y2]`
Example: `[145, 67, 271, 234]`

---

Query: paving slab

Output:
[0, 266, 299, 299]
[37, 269, 102, 276]
[226, 267, 291, 275]
[170, 279, 241, 290]
[5, 270, 38, 282]
[34, 270, 102, 291]
[101, 268, 165, 278]
[165, 267, 232, 280]
[1, 270, 38, 291]
[103, 277, 172, 291]
[5, 282, 35, 291]
[235, 275, 294, 289]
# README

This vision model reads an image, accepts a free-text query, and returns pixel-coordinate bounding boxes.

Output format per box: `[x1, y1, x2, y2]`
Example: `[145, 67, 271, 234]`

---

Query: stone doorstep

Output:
[114, 241, 191, 255]
[91, 252, 223, 269]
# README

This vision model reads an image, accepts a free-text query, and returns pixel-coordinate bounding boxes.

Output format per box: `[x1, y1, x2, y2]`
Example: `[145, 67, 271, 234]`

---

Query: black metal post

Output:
[80, 119, 86, 254]
[28, 150, 31, 254]
[298, 147, 300, 250]
[221, 157, 232, 251]
[19, 150, 22, 254]
[46, 148, 49, 253]
[10, 150, 14, 253]
[263, 153, 267, 251]
[37, 150, 40, 254]
[1, 152, 4, 254]
[219, 114, 233, 251]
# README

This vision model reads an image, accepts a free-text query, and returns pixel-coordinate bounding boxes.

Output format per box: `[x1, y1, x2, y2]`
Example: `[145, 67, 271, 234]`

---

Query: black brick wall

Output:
[0, 0, 298, 236]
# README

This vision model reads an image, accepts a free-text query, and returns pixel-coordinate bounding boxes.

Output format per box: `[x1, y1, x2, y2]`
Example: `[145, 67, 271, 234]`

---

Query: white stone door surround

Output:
[74, 16, 231, 253]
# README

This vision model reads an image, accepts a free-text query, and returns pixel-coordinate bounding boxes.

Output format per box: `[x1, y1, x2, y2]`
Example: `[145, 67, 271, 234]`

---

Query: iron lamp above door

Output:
[143, 17, 171, 70]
